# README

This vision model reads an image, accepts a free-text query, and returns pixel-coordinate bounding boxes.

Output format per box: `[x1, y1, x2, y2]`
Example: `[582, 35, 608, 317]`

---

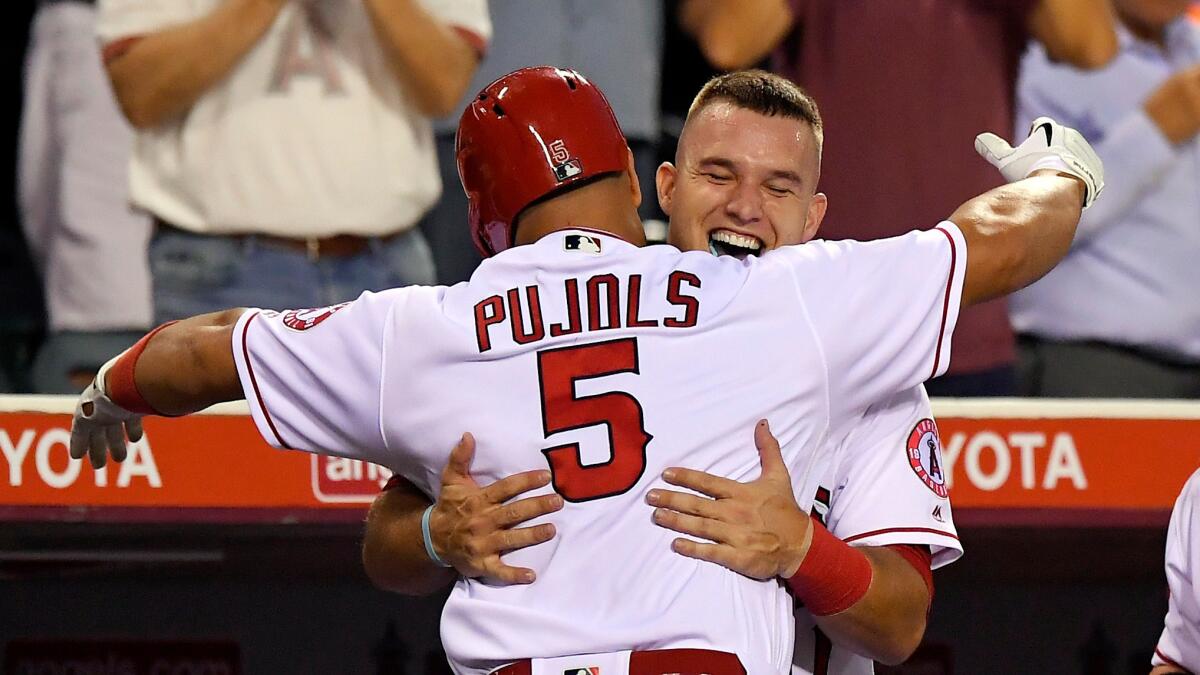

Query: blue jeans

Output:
[32, 330, 145, 394]
[149, 227, 436, 322]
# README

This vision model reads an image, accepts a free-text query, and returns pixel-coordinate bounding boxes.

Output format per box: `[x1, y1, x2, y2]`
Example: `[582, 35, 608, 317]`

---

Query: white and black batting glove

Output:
[70, 356, 144, 469]
[975, 116, 1105, 209]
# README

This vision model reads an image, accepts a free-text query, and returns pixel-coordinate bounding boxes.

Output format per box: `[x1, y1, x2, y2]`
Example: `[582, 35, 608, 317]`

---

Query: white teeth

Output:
[710, 230, 762, 251]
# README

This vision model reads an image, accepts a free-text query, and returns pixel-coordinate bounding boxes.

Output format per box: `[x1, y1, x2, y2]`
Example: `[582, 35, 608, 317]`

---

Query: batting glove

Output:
[70, 356, 144, 469]
[975, 116, 1105, 209]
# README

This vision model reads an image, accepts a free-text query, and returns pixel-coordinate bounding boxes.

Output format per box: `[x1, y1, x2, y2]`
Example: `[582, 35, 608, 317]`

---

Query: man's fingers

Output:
[125, 417, 143, 443]
[493, 493, 564, 528]
[488, 523, 557, 554]
[753, 419, 789, 479]
[104, 425, 127, 463]
[481, 469, 553, 505]
[661, 467, 738, 499]
[69, 424, 89, 460]
[670, 538, 742, 571]
[484, 561, 537, 585]
[442, 432, 477, 484]
[974, 132, 1013, 165]
[646, 489, 723, 521]
[87, 431, 108, 469]
[652, 508, 731, 544]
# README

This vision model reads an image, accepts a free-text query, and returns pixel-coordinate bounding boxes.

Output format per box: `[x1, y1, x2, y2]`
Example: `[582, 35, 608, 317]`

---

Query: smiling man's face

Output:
[659, 101, 827, 257]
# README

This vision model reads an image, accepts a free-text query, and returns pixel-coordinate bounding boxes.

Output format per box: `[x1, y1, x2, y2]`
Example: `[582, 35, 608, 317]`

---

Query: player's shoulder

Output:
[254, 286, 440, 334]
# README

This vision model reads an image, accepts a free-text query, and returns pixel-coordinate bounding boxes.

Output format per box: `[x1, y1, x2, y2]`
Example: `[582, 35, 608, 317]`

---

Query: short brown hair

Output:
[688, 70, 824, 156]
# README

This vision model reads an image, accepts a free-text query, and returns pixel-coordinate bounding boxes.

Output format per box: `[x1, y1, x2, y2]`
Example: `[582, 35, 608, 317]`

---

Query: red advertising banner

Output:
[2, 397, 1197, 526]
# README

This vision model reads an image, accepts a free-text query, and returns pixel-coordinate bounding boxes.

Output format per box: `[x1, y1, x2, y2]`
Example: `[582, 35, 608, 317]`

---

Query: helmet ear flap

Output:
[482, 221, 511, 256]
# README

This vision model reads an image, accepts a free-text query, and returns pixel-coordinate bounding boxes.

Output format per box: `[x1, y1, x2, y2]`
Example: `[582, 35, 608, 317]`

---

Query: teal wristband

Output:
[421, 504, 452, 568]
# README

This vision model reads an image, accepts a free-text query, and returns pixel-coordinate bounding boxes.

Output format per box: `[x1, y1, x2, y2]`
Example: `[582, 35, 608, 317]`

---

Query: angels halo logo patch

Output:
[281, 302, 349, 331]
[906, 418, 948, 498]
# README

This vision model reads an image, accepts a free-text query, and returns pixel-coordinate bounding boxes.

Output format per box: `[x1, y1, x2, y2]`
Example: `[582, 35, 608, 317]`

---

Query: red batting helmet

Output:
[456, 66, 631, 257]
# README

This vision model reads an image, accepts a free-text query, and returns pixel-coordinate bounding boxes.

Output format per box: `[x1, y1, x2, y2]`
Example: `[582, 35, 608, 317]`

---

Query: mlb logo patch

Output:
[554, 159, 584, 182]
[564, 234, 602, 255]
[563, 668, 599, 675]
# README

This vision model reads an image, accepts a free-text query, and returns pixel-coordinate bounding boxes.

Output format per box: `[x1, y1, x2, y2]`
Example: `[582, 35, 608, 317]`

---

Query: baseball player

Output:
[72, 67, 1101, 674]
[364, 71, 963, 673]
[1152, 468, 1200, 674]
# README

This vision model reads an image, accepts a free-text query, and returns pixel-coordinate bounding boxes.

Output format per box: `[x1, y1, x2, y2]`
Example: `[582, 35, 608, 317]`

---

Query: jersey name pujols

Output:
[474, 271, 702, 353]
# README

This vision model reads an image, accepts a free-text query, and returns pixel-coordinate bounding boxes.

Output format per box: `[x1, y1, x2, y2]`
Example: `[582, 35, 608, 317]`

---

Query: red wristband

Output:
[105, 321, 178, 416]
[786, 518, 874, 616]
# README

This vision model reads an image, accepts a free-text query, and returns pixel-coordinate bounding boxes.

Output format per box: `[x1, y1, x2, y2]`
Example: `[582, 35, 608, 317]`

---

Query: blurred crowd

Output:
[2, 0, 1198, 400]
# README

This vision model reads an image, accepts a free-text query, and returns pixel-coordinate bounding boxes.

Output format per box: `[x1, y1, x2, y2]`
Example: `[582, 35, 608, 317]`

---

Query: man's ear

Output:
[802, 192, 828, 243]
[656, 161, 677, 217]
[625, 147, 642, 209]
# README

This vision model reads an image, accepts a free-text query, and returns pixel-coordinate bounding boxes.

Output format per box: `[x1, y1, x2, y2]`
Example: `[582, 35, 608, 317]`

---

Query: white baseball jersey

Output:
[792, 385, 962, 675]
[231, 226, 966, 674]
[1153, 468, 1200, 672]
[95, 0, 490, 237]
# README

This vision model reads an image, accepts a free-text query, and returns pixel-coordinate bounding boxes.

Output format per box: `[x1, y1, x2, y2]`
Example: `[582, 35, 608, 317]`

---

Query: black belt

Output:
[155, 219, 401, 262]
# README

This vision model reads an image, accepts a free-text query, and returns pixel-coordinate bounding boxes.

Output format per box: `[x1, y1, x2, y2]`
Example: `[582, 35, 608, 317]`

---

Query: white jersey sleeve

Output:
[775, 222, 966, 420]
[824, 385, 962, 568]
[792, 386, 961, 675]
[419, 0, 492, 45]
[230, 289, 410, 470]
[96, 0, 199, 44]
[1153, 468, 1200, 672]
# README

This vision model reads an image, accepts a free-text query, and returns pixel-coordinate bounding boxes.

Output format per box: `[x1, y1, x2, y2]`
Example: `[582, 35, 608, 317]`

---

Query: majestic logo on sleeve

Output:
[907, 418, 948, 498]
[281, 302, 349, 331]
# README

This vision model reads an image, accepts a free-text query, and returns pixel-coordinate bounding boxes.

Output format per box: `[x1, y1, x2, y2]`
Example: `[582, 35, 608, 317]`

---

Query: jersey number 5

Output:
[536, 338, 653, 502]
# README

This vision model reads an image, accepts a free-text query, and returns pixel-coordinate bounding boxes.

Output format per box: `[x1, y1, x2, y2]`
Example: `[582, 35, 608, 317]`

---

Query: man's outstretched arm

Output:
[70, 309, 248, 468]
[956, 117, 1104, 307]
[133, 309, 248, 415]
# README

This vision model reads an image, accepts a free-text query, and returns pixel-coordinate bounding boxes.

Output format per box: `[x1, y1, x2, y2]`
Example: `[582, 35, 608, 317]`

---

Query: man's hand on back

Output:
[429, 433, 565, 584]
[647, 420, 813, 580]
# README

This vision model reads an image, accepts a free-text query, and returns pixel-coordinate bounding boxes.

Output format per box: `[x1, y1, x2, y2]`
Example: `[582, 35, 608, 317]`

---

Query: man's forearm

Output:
[106, 0, 285, 128]
[952, 172, 1085, 306]
[813, 547, 930, 665]
[363, 483, 456, 595]
[679, 0, 794, 71]
[122, 309, 248, 416]
[363, 0, 479, 117]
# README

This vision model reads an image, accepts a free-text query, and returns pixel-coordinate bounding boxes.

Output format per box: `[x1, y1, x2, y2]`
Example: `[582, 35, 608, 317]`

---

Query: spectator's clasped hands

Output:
[975, 116, 1105, 209]
[647, 420, 813, 580]
[1144, 64, 1200, 145]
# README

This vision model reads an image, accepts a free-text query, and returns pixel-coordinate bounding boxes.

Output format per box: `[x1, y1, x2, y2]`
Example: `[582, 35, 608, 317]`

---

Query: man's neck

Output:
[515, 176, 647, 248]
